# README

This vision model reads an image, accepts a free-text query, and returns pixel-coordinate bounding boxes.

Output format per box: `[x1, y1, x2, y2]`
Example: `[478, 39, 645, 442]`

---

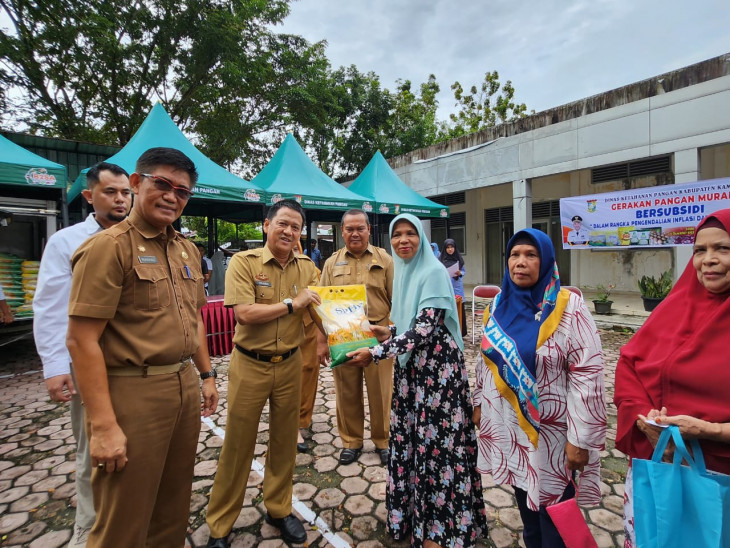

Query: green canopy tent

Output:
[0, 133, 69, 224]
[246, 134, 370, 253]
[67, 103, 267, 220]
[0, 134, 67, 191]
[250, 133, 368, 220]
[348, 150, 449, 244]
[0, 135, 70, 343]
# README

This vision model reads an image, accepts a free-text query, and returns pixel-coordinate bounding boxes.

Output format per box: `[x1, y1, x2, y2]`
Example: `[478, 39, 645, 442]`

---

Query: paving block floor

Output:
[0, 319, 632, 547]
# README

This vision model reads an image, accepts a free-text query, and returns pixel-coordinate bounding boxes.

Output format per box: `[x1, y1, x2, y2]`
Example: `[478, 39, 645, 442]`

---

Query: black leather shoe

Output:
[378, 448, 389, 465]
[266, 513, 307, 544]
[296, 440, 308, 453]
[205, 536, 229, 548]
[338, 447, 362, 465]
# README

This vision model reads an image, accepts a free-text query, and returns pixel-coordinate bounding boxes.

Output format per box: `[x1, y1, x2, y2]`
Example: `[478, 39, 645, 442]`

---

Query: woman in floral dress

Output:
[348, 213, 487, 548]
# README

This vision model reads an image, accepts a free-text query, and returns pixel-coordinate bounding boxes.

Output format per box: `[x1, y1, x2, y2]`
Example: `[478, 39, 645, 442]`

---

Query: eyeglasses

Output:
[141, 173, 193, 201]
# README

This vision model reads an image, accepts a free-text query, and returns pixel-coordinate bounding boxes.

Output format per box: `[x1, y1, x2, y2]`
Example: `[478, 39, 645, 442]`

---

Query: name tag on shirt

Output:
[335, 261, 349, 266]
[138, 256, 159, 264]
[254, 281, 272, 287]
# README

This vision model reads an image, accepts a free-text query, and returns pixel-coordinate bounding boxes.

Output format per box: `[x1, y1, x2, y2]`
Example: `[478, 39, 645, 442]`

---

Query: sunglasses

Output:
[141, 173, 193, 201]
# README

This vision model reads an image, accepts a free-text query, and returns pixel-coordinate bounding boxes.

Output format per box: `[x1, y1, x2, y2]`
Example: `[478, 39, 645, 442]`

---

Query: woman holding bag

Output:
[473, 228, 606, 548]
[614, 209, 730, 547]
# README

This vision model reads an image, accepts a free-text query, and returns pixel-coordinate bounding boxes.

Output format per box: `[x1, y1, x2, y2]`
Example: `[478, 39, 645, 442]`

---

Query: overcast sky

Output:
[278, 0, 730, 120]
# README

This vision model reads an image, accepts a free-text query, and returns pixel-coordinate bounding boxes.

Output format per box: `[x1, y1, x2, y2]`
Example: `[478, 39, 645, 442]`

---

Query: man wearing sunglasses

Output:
[66, 147, 219, 547]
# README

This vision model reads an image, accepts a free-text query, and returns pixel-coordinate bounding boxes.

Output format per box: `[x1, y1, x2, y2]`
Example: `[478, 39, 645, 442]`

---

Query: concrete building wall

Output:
[391, 55, 730, 293]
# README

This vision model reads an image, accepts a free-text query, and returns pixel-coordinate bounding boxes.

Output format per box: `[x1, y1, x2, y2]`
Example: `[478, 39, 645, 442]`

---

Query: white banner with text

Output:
[559, 178, 730, 249]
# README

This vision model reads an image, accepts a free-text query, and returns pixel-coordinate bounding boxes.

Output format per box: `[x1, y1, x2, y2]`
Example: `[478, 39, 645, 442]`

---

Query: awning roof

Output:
[0, 134, 67, 190]
[349, 151, 448, 218]
[67, 104, 267, 215]
[251, 134, 368, 212]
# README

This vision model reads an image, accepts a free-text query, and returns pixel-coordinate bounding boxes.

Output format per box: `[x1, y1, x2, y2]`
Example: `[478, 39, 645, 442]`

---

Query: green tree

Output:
[293, 69, 445, 178]
[445, 70, 528, 139]
[0, 0, 324, 167]
[181, 217, 261, 246]
[384, 75, 441, 158]
[293, 65, 393, 178]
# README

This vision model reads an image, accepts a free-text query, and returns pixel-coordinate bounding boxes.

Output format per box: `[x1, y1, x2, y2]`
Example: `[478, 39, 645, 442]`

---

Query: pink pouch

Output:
[545, 475, 598, 548]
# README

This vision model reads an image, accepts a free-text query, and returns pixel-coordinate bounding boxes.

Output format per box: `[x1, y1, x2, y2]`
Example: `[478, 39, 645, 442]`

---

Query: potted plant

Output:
[592, 284, 614, 315]
[638, 269, 673, 312]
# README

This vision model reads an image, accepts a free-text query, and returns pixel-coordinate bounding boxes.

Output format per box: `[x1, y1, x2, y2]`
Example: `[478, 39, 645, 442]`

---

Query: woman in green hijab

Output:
[348, 213, 487, 548]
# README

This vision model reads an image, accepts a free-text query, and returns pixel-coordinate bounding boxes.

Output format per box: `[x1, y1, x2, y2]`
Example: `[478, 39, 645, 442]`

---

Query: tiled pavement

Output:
[0, 322, 633, 548]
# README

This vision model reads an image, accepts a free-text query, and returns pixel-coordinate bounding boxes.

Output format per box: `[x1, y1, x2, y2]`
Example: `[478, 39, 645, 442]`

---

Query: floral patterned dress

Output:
[371, 307, 487, 547]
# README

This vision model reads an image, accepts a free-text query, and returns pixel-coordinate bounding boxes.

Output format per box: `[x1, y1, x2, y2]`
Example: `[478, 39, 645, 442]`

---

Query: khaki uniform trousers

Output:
[333, 318, 393, 449]
[299, 321, 320, 429]
[69, 367, 95, 529]
[86, 364, 200, 548]
[207, 349, 302, 537]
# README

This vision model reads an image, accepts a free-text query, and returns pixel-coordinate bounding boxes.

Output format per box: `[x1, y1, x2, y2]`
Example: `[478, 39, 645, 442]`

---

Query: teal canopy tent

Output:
[251, 134, 367, 216]
[0, 134, 69, 225]
[0, 134, 67, 191]
[349, 151, 448, 219]
[67, 103, 266, 219]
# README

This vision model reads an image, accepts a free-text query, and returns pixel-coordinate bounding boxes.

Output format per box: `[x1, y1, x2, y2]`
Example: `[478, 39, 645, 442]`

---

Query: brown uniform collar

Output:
[345, 244, 374, 259]
[262, 244, 296, 267]
[128, 209, 179, 240]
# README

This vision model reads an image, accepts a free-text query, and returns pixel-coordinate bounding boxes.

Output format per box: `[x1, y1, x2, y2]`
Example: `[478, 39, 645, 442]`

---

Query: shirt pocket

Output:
[332, 265, 351, 280]
[366, 264, 386, 289]
[133, 265, 171, 310]
[180, 265, 202, 304]
[255, 285, 275, 304]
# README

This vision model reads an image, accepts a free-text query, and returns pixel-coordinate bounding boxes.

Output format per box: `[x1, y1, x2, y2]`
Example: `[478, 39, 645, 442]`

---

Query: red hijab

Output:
[614, 209, 730, 473]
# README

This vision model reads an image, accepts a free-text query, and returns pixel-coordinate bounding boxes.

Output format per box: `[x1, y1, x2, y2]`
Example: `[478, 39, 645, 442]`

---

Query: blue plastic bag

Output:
[633, 425, 730, 548]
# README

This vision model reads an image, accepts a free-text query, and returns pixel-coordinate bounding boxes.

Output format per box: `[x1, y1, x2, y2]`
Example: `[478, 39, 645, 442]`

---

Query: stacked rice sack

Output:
[18, 260, 39, 318]
[0, 253, 37, 319]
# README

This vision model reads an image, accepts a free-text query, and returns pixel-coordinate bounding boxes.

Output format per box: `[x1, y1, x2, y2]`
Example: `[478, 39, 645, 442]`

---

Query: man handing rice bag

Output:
[308, 285, 378, 367]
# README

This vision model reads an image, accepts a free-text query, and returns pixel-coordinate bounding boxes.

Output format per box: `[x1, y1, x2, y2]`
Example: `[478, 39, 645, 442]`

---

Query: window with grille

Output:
[591, 156, 671, 184]
[431, 192, 466, 206]
[431, 212, 466, 253]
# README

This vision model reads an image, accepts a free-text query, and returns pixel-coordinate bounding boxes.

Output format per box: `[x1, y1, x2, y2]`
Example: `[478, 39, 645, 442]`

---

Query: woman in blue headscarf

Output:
[348, 213, 487, 548]
[430, 241, 440, 258]
[474, 229, 606, 548]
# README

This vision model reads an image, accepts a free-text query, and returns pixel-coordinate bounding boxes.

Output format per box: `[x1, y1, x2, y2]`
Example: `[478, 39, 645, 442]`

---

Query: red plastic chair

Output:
[203, 295, 235, 357]
[471, 285, 501, 344]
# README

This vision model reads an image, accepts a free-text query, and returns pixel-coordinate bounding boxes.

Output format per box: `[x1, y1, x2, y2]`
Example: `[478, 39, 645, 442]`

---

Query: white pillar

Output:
[46, 200, 57, 240]
[673, 148, 700, 278]
[512, 178, 532, 232]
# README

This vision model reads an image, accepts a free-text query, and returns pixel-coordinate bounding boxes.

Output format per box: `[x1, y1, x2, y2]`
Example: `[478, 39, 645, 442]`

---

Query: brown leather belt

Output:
[107, 360, 191, 377]
[235, 344, 297, 363]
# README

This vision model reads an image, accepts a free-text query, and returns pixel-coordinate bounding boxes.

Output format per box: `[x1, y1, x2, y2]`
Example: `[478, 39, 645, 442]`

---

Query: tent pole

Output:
[208, 215, 215, 254]
[260, 205, 267, 246]
[374, 213, 379, 247]
[61, 188, 69, 228]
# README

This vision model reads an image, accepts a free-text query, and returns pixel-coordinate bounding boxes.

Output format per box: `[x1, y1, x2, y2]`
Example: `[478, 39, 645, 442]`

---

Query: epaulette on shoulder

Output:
[239, 248, 263, 258]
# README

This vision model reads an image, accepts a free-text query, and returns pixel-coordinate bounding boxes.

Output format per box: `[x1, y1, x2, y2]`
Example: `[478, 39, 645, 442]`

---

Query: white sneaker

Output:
[69, 525, 91, 547]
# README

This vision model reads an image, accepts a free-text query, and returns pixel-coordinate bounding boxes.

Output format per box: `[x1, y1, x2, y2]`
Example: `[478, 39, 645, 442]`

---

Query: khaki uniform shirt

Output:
[225, 246, 318, 354]
[319, 245, 393, 324]
[68, 209, 206, 368]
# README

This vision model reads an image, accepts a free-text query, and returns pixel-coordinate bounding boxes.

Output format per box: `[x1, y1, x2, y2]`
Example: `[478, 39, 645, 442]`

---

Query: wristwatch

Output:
[200, 369, 217, 380]
[283, 298, 294, 314]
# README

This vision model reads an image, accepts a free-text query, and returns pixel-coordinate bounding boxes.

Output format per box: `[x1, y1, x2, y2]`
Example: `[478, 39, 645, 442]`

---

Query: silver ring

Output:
[97, 463, 105, 469]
